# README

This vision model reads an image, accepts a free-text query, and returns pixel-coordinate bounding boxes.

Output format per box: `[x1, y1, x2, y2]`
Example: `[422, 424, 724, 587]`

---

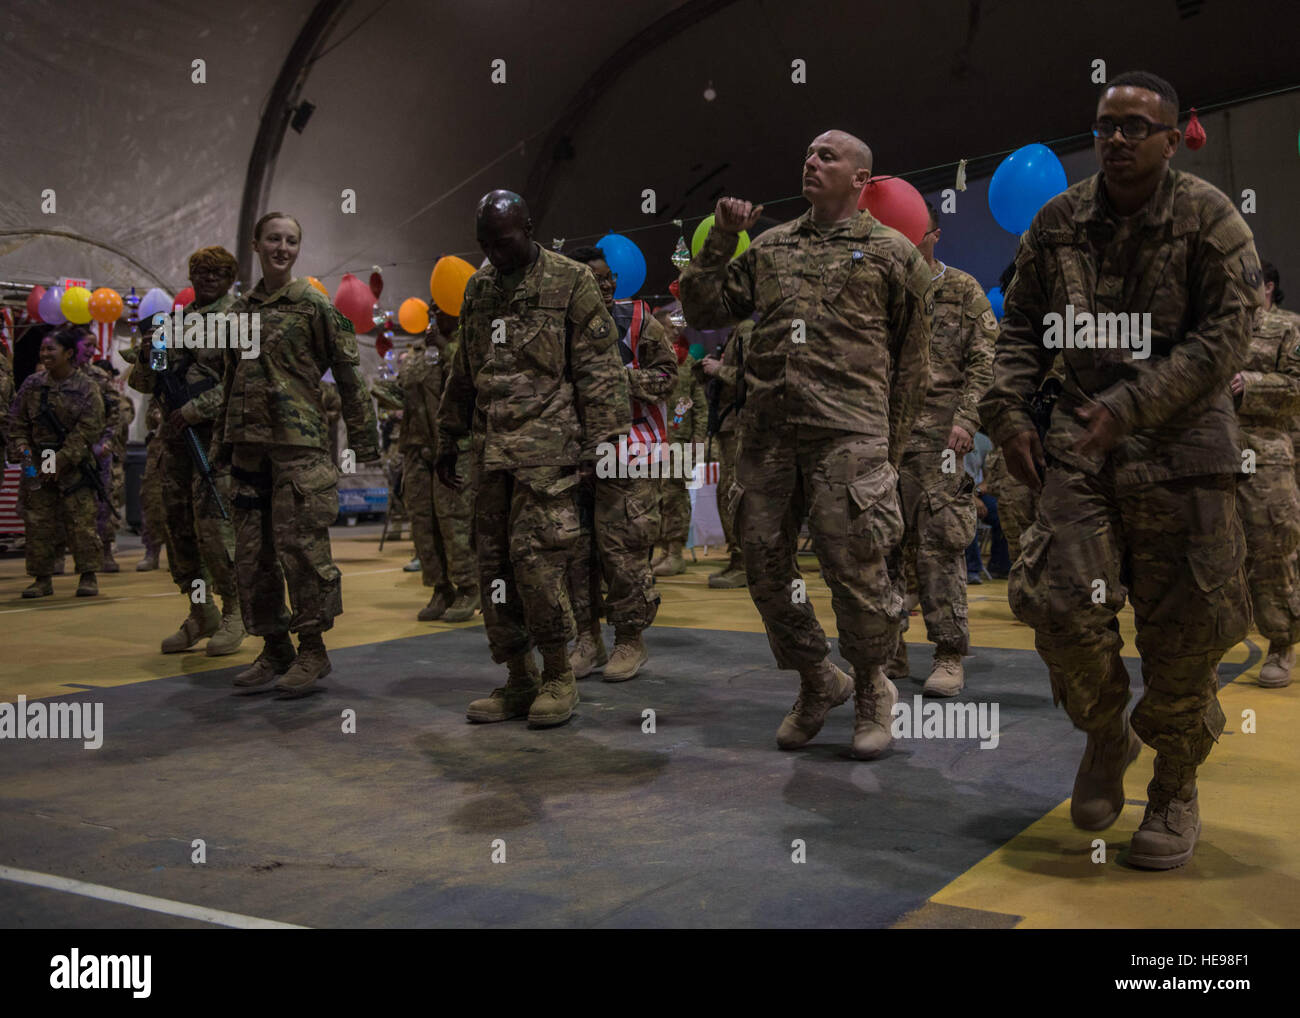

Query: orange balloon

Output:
[88, 287, 124, 323]
[398, 297, 429, 334]
[429, 256, 476, 316]
[307, 276, 329, 295]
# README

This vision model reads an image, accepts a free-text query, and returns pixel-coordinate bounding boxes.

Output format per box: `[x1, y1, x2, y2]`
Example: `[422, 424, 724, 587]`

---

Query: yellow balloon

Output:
[429, 256, 477, 316]
[399, 297, 430, 334]
[61, 286, 93, 324]
[307, 276, 329, 295]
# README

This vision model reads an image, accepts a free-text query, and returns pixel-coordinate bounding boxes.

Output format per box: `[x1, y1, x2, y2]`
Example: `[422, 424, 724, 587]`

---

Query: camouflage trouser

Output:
[403, 447, 476, 594]
[1237, 463, 1300, 645]
[385, 454, 407, 527]
[230, 443, 342, 637]
[985, 446, 1036, 563]
[161, 430, 236, 600]
[732, 425, 905, 674]
[139, 437, 169, 556]
[657, 474, 692, 546]
[895, 450, 977, 654]
[715, 429, 742, 564]
[568, 474, 662, 635]
[94, 454, 116, 547]
[474, 465, 581, 660]
[23, 477, 102, 576]
[1011, 462, 1249, 765]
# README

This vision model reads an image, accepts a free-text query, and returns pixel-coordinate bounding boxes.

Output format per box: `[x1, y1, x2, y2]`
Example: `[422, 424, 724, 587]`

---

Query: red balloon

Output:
[1184, 108, 1206, 151]
[369, 270, 384, 299]
[376, 334, 393, 359]
[174, 286, 196, 309]
[858, 175, 929, 246]
[334, 273, 374, 333]
[26, 285, 46, 322]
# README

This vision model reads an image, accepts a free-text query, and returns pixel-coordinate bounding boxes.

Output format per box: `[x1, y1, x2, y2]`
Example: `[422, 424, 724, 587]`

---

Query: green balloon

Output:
[691, 215, 751, 259]
[688, 343, 706, 361]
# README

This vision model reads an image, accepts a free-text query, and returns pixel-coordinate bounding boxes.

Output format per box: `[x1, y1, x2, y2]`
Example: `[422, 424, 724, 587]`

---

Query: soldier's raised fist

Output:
[714, 198, 764, 234]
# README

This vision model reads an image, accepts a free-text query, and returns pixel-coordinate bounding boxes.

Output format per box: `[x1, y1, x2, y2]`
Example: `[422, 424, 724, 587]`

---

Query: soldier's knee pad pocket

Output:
[1008, 521, 1053, 625]
[1186, 525, 1250, 645]
[846, 462, 903, 554]
[923, 476, 977, 554]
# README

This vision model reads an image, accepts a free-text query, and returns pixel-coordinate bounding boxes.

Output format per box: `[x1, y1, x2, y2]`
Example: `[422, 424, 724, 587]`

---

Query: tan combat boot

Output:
[442, 587, 481, 624]
[653, 542, 686, 577]
[161, 599, 221, 653]
[75, 572, 99, 597]
[570, 628, 608, 679]
[603, 628, 648, 682]
[1070, 718, 1142, 830]
[922, 646, 965, 697]
[777, 658, 854, 750]
[1259, 642, 1295, 688]
[101, 544, 120, 573]
[274, 633, 331, 697]
[22, 576, 53, 599]
[136, 551, 159, 571]
[467, 653, 541, 723]
[852, 665, 899, 760]
[206, 597, 246, 656]
[233, 635, 296, 689]
[1128, 756, 1200, 870]
[885, 634, 909, 682]
[650, 546, 668, 570]
[708, 555, 747, 589]
[417, 587, 452, 621]
[404, 556, 421, 572]
[528, 647, 579, 727]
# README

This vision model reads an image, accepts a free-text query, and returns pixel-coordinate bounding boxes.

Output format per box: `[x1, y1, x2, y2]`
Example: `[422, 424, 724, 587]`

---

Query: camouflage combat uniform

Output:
[128, 295, 239, 611]
[438, 246, 630, 707]
[695, 322, 747, 580]
[139, 399, 168, 561]
[893, 262, 995, 672]
[658, 353, 708, 548]
[567, 300, 675, 653]
[979, 168, 1260, 782]
[8, 368, 105, 576]
[215, 278, 379, 641]
[681, 207, 933, 755]
[1, 346, 14, 456]
[81, 361, 122, 558]
[376, 339, 475, 602]
[1234, 306, 1300, 651]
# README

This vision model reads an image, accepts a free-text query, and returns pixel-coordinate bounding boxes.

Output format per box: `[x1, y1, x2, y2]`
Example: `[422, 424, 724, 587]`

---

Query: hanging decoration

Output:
[1184, 108, 1206, 151]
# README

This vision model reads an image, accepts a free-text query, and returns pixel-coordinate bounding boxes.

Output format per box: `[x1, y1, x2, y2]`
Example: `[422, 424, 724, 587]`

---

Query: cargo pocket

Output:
[725, 479, 745, 533]
[1186, 519, 1250, 650]
[846, 461, 903, 555]
[923, 477, 977, 553]
[291, 460, 340, 530]
[1266, 485, 1300, 557]
[1008, 520, 1053, 629]
[624, 487, 658, 547]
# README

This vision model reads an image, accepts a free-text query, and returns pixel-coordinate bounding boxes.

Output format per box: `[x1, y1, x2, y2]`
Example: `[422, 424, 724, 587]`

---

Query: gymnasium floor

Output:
[2, 528, 1297, 929]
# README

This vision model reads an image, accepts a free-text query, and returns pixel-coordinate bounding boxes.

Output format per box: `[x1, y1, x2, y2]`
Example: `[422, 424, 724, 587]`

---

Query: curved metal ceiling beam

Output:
[236, 0, 355, 284]
[0, 228, 171, 289]
[522, 0, 744, 224]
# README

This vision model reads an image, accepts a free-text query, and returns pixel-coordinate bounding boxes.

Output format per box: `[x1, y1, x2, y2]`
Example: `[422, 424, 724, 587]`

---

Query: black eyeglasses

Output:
[1092, 116, 1175, 141]
[595, 273, 618, 284]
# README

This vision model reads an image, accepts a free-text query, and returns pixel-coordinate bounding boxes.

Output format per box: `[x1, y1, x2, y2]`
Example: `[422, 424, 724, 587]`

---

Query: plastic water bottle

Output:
[149, 333, 167, 371]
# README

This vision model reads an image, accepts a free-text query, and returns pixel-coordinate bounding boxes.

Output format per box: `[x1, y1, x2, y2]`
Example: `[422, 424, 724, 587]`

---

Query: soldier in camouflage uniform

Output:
[681, 130, 933, 759]
[75, 332, 123, 572]
[565, 246, 674, 681]
[652, 322, 708, 577]
[980, 72, 1261, 869]
[1233, 305, 1300, 688]
[9, 329, 105, 597]
[130, 246, 245, 655]
[137, 398, 167, 570]
[374, 311, 477, 622]
[213, 214, 380, 695]
[370, 356, 411, 548]
[437, 190, 630, 728]
[695, 321, 748, 588]
[888, 203, 995, 695]
[1, 339, 14, 455]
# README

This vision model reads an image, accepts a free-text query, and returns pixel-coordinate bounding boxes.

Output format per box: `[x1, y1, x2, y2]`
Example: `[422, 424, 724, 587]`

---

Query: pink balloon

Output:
[334, 273, 374, 333]
[858, 176, 930, 246]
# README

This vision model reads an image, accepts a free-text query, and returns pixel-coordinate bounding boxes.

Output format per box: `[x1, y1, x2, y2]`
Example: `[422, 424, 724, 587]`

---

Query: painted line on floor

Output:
[0, 864, 308, 929]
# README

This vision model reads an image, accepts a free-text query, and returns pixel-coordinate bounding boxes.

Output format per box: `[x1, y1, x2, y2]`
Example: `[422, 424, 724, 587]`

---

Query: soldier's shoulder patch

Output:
[980, 308, 998, 332]
[1242, 256, 1263, 290]
[590, 316, 610, 340]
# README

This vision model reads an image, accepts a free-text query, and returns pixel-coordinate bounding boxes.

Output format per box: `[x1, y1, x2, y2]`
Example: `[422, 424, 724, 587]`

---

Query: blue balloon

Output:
[987, 143, 1067, 235]
[596, 232, 646, 298]
[987, 286, 1004, 321]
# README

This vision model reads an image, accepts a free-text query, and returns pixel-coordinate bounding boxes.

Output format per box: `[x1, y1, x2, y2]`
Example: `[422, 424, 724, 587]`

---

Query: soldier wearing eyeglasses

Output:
[980, 71, 1263, 869]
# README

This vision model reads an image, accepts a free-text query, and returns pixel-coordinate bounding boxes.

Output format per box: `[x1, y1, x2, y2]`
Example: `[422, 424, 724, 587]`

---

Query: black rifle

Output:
[38, 385, 118, 519]
[154, 366, 230, 521]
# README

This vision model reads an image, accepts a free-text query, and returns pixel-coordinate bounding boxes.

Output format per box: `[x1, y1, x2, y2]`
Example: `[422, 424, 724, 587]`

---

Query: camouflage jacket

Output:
[614, 301, 678, 406]
[905, 262, 996, 454]
[0, 349, 13, 457]
[81, 362, 121, 454]
[680, 208, 933, 469]
[438, 246, 631, 470]
[980, 168, 1262, 487]
[668, 355, 708, 448]
[1237, 306, 1300, 467]
[216, 278, 379, 460]
[8, 368, 105, 487]
[128, 293, 234, 441]
[691, 320, 745, 436]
